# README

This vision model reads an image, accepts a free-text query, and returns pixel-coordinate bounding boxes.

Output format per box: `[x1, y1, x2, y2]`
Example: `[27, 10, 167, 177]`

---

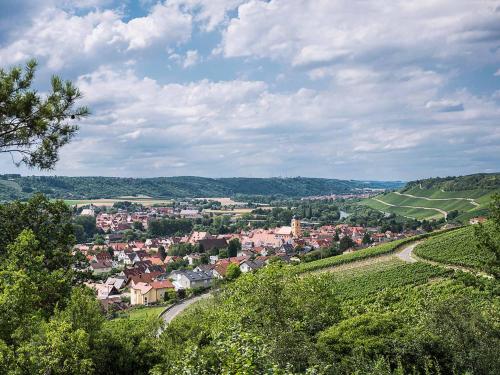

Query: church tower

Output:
[291, 215, 302, 238]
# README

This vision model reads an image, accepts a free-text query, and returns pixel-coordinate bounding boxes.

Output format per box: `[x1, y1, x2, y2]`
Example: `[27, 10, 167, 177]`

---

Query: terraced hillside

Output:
[414, 223, 495, 273]
[361, 173, 499, 221]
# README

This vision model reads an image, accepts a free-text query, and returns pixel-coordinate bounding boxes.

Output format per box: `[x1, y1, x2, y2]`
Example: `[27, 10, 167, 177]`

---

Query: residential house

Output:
[105, 276, 127, 290]
[130, 280, 175, 306]
[170, 270, 212, 290]
[90, 260, 113, 274]
[239, 259, 265, 273]
[85, 282, 121, 300]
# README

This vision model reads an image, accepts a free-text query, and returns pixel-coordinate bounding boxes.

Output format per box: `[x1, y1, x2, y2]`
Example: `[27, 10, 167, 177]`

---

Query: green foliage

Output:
[405, 173, 500, 192]
[225, 263, 242, 280]
[148, 218, 193, 237]
[157, 264, 342, 373]
[227, 238, 241, 257]
[474, 193, 500, 277]
[96, 318, 161, 375]
[112, 200, 146, 212]
[339, 235, 355, 252]
[342, 203, 420, 231]
[0, 59, 88, 169]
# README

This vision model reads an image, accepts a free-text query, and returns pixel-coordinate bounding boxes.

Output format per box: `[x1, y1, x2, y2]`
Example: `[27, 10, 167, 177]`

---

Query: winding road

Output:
[158, 239, 493, 328]
[395, 242, 419, 263]
[394, 192, 479, 207]
[161, 293, 212, 324]
[373, 198, 448, 219]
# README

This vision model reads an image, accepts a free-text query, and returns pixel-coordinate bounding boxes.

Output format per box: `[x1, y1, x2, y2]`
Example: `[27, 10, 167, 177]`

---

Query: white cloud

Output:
[36, 64, 495, 178]
[0, 3, 192, 69]
[183, 50, 200, 68]
[222, 0, 500, 67]
[426, 99, 464, 112]
[0, 0, 499, 179]
[171, 0, 247, 31]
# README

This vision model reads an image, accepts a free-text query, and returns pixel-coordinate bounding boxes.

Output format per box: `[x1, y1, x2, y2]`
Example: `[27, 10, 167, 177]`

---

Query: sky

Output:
[0, 0, 499, 181]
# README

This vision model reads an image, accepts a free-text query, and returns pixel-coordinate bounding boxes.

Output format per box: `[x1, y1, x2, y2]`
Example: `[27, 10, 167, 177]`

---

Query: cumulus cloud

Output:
[28, 63, 493, 178]
[0, 2, 192, 70]
[0, 0, 499, 179]
[183, 50, 200, 68]
[171, 0, 247, 31]
[426, 100, 464, 112]
[221, 0, 500, 67]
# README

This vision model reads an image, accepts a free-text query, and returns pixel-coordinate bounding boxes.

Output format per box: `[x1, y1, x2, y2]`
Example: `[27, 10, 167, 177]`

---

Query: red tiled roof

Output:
[151, 280, 174, 289]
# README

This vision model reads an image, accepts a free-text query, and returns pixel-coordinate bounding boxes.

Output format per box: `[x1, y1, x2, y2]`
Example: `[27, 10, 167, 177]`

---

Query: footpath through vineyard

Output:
[317, 239, 494, 279]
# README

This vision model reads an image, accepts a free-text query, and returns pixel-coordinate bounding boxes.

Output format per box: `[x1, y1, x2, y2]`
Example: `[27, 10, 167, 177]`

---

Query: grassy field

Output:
[63, 198, 173, 207]
[113, 305, 167, 321]
[414, 223, 494, 272]
[361, 187, 498, 221]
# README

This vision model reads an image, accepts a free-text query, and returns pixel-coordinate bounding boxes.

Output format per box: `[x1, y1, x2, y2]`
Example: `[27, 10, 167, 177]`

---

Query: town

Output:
[76, 198, 432, 311]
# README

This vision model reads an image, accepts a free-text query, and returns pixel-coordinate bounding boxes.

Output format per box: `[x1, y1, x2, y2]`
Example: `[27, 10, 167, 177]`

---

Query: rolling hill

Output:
[360, 173, 500, 222]
[0, 174, 403, 201]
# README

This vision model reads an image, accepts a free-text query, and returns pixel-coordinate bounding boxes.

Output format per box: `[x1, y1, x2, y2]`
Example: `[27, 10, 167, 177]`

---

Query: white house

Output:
[170, 270, 212, 290]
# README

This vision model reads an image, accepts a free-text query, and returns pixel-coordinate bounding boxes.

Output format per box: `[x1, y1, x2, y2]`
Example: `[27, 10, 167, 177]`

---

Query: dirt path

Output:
[310, 253, 400, 274]
[373, 198, 448, 219]
[394, 192, 479, 207]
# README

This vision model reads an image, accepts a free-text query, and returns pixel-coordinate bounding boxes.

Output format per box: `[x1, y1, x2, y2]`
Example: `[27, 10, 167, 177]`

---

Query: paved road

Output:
[396, 241, 494, 279]
[395, 242, 419, 263]
[394, 192, 479, 207]
[373, 198, 448, 219]
[161, 293, 212, 325]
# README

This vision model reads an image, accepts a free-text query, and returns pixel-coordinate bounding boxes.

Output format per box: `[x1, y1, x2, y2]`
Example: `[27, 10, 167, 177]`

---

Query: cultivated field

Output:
[360, 187, 498, 221]
[414, 223, 494, 272]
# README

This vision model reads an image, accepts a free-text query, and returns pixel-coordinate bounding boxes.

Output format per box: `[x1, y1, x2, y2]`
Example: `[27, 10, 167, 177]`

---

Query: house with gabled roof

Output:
[239, 259, 265, 273]
[170, 270, 212, 290]
[130, 280, 175, 305]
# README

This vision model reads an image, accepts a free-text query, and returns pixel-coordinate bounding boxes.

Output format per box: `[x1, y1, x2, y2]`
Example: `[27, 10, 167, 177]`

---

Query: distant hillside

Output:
[403, 173, 500, 192]
[360, 173, 500, 222]
[0, 175, 403, 201]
